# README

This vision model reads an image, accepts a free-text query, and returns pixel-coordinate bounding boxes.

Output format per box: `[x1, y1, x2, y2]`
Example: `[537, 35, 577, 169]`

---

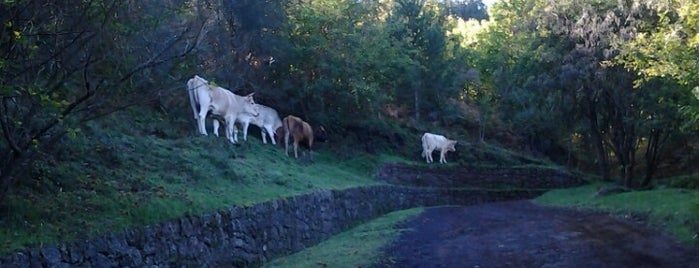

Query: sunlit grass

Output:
[534, 183, 699, 244]
[265, 207, 424, 268]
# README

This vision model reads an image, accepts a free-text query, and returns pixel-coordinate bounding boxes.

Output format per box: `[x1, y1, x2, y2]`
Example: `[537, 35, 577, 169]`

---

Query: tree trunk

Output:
[586, 105, 610, 181]
[621, 152, 635, 187]
[414, 89, 420, 121]
[641, 129, 665, 187]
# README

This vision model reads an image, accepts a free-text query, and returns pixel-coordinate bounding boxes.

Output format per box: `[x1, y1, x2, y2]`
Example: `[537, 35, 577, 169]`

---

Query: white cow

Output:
[186, 75, 259, 143]
[231, 104, 283, 145]
[421, 132, 457, 164]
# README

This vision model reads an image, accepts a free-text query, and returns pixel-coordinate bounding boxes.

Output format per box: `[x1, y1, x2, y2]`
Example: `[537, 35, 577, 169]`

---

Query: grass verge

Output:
[534, 183, 699, 244]
[265, 207, 424, 268]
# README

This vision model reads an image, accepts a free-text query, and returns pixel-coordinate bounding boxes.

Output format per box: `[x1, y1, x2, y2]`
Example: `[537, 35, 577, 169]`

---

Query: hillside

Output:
[1, 104, 698, 265]
[0, 108, 378, 254]
[0, 98, 566, 255]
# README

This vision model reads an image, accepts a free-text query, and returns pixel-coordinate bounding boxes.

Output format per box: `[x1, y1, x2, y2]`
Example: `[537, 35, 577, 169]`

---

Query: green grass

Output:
[265, 207, 424, 268]
[0, 110, 398, 254]
[534, 183, 699, 244]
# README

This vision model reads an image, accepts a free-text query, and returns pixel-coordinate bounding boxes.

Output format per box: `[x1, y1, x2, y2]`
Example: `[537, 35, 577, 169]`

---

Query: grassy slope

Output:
[534, 183, 699, 244]
[0, 109, 399, 254]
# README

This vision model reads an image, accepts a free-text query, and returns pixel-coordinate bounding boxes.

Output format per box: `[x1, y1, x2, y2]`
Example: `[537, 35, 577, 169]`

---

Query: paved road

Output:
[375, 201, 698, 268]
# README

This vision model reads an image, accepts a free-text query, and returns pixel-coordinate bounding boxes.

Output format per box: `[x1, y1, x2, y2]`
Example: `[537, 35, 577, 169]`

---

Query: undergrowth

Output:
[658, 174, 699, 190]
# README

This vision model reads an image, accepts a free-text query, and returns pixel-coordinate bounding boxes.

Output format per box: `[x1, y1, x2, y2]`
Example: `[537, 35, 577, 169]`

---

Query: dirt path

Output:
[375, 201, 698, 268]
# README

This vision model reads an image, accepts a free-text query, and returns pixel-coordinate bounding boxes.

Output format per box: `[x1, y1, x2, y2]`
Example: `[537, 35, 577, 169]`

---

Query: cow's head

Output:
[243, 93, 259, 116]
[446, 140, 457, 152]
[314, 126, 328, 143]
[274, 126, 285, 148]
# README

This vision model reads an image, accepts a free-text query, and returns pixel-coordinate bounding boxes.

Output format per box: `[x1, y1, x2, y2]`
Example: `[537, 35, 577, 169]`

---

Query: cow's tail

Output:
[283, 117, 291, 156]
[187, 78, 200, 120]
[420, 133, 427, 158]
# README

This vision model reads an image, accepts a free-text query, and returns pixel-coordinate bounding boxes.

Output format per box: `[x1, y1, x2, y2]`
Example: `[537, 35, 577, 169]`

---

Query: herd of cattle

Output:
[186, 75, 457, 163]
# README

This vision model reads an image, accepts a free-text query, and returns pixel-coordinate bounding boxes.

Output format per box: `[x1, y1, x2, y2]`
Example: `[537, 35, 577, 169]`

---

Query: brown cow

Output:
[282, 115, 327, 159]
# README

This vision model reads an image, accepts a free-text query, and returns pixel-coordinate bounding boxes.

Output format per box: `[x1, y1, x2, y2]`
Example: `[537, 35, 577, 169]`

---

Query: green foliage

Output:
[613, 1, 699, 131]
[615, 1, 699, 87]
[0, 0, 203, 204]
[470, 0, 699, 187]
[266, 207, 424, 268]
[277, 0, 412, 121]
[659, 174, 699, 190]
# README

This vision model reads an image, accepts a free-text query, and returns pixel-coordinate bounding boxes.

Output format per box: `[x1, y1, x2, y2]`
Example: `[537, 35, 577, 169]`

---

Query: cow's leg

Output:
[197, 113, 208, 136]
[197, 108, 208, 136]
[197, 100, 210, 136]
[231, 122, 239, 142]
[264, 126, 276, 145]
[294, 141, 299, 159]
[242, 122, 250, 141]
[261, 129, 268, 144]
[284, 131, 290, 156]
[225, 116, 237, 143]
[212, 119, 221, 137]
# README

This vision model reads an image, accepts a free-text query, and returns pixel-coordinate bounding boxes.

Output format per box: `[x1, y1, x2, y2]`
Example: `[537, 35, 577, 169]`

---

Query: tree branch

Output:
[0, 97, 23, 156]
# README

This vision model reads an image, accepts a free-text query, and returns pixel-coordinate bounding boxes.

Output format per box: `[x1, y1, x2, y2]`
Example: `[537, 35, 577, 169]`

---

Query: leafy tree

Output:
[202, 0, 288, 95]
[0, 0, 204, 205]
[447, 0, 489, 21]
[276, 0, 410, 125]
[635, 78, 698, 186]
[387, 0, 471, 122]
[480, 0, 699, 187]
[615, 0, 699, 130]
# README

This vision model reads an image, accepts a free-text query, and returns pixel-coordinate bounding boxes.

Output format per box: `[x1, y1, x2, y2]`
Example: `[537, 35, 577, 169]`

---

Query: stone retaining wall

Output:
[1, 164, 583, 267]
[377, 163, 585, 189]
[0, 186, 543, 267]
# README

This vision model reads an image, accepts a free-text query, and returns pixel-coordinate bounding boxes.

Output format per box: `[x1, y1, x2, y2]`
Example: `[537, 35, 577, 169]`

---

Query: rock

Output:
[595, 186, 631, 197]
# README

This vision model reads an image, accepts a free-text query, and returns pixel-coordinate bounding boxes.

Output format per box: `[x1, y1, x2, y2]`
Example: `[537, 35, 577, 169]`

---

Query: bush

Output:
[659, 174, 699, 190]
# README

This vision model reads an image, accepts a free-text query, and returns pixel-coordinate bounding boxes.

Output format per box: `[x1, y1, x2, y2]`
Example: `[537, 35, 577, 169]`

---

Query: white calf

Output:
[186, 75, 259, 143]
[232, 104, 283, 145]
[421, 132, 457, 164]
